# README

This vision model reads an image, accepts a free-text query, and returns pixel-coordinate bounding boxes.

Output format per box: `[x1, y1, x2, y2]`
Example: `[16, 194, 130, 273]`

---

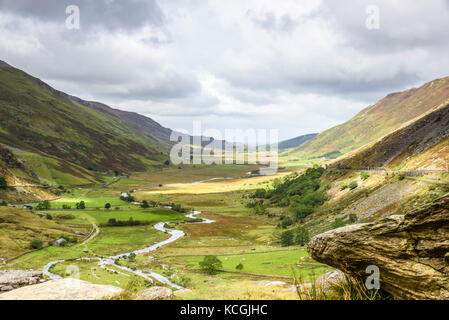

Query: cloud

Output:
[0, 0, 449, 141]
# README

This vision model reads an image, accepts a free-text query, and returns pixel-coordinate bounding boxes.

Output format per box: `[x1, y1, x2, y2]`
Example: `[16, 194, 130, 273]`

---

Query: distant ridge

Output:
[278, 133, 317, 150]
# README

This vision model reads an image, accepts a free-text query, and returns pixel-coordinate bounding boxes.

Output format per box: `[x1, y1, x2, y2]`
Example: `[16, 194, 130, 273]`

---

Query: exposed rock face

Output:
[138, 286, 174, 300]
[0, 270, 47, 292]
[308, 195, 449, 300]
[0, 278, 123, 300]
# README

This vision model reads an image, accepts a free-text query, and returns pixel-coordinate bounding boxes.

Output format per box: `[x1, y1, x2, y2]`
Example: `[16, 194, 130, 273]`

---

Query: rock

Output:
[308, 195, 449, 300]
[316, 270, 347, 289]
[83, 249, 89, 253]
[0, 278, 123, 300]
[138, 286, 174, 300]
[0, 270, 46, 292]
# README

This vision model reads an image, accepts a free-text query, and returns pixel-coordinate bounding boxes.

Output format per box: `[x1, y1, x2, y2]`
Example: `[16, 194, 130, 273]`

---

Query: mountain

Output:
[290, 77, 449, 159]
[331, 103, 449, 170]
[0, 60, 173, 184]
[277, 133, 317, 151]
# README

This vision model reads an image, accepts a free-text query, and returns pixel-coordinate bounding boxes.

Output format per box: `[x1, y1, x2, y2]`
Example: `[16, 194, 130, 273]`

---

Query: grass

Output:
[160, 249, 330, 278]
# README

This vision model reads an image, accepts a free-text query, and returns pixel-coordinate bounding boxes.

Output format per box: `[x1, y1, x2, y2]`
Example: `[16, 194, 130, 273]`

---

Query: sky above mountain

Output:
[1, 0, 449, 142]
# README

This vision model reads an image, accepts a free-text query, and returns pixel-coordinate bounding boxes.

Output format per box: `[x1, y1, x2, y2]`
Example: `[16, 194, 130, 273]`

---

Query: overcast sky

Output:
[1, 0, 449, 142]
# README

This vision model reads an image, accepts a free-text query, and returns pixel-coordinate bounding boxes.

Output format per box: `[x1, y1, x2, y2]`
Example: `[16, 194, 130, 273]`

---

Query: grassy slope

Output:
[291, 76, 449, 159]
[0, 65, 166, 178]
[0, 207, 87, 259]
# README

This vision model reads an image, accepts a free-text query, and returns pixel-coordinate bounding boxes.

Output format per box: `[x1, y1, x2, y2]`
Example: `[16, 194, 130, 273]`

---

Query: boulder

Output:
[0, 278, 123, 300]
[138, 286, 174, 300]
[308, 195, 449, 300]
[316, 270, 347, 289]
[0, 270, 46, 292]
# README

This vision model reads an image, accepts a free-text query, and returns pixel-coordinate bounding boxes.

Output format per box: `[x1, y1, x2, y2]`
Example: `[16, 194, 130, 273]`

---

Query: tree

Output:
[76, 201, 86, 209]
[235, 263, 244, 271]
[294, 227, 310, 246]
[280, 230, 294, 247]
[0, 200, 7, 206]
[105, 203, 111, 210]
[45, 213, 53, 220]
[199, 255, 222, 275]
[0, 176, 7, 190]
[30, 239, 43, 249]
[349, 214, 358, 224]
[280, 216, 293, 229]
[141, 200, 149, 209]
[164, 160, 170, 166]
[128, 253, 136, 262]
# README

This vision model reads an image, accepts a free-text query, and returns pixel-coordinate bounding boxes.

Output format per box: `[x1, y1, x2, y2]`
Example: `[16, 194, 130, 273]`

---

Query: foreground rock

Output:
[0, 278, 122, 300]
[0, 270, 47, 292]
[138, 286, 174, 300]
[308, 195, 449, 300]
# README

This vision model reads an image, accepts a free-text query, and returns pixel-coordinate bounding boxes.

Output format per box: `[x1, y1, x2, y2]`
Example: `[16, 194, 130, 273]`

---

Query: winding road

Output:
[43, 211, 215, 290]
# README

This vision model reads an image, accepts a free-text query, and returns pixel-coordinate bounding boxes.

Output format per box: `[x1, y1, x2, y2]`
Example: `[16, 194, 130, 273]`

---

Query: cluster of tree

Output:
[36, 200, 51, 210]
[340, 181, 358, 191]
[0, 176, 7, 190]
[103, 217, 150, 227]
[280, 227, 310, 247]
[249, 167, 326, 222]
[30, 239, 43, 249]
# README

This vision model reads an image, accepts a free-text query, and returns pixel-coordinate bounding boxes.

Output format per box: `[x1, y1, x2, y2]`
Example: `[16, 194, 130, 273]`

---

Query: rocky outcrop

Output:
[308, 195, 449, 300]
[0, 270, 47, 292]
[0, 278, 123, 300]
[138, 286, 174, 300]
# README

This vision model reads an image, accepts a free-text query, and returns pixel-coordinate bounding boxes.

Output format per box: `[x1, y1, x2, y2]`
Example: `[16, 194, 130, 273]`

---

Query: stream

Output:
[42, 211, 216, 290]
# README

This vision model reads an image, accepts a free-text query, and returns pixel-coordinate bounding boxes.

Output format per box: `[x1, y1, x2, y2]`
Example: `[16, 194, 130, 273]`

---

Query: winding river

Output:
[43, 211, 216, 290]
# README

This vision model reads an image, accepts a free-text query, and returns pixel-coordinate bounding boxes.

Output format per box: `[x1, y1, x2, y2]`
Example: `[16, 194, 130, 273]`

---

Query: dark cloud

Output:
[0, 0, 164, 30]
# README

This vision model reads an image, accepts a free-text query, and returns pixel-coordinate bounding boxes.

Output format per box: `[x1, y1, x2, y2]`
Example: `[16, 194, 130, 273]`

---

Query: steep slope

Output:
[291, 77, 449, 159]
[332, 103, 449, 170]
[278, 133, 317, 151]
[0, 61, 168, 176]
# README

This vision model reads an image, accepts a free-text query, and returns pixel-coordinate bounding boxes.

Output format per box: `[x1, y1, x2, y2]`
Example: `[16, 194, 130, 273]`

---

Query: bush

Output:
[45, 213, 53, 220]
[280, 230, 294, 247]
[349, 181, 358, 190]
[397, 173, 406, 181]
[76, 201, 86, 209]
[0, 176, 7, 190]
[104, 217, 150, 227]
[30, 239, 43, 249]
[141, 200, 149, 209]
[360, 172, 370, 181]
[128, 253, 136, 262]
[62, 204, 72, 209]
[340, 182, 348, 191]
[332, 218, 346, 229]
[199, 255, 222, 275]
[55, 214, 75, 220]
[36, 200, 51, 210]
[235, 263, 244, 271]
[0, 200, 7, 206]
[105, 203, 111, 210]
[280, 216, 293, 229]
[349, 214, 358, 224]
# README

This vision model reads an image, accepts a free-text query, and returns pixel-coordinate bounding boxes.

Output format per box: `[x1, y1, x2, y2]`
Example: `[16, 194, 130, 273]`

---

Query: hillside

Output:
[0, 61, 170, 180]
[278, 134, 317, 151]
[290, 77, 449, 159]
[332, 103, 449, 170]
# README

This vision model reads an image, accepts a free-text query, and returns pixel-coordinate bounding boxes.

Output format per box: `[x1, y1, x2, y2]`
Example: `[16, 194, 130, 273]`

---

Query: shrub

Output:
[280, 230, 294, 247]
[76, 201, 86, 209]
[0, 200, 7, 206]
[199, 255, 222, 275]
[62, 204, 72, 209]
[349, 181, 358, 190]
[332, 218, 346, 229]
[30, 239, 43, 249]
[235, 263, 244, 271]
[36, 200, 51, 210]
[340, 182, 348, 191]
[360, 172, 370, 181]
[141, 200, 149, 209]
[128, 253, 136, 262]
[0, 176, 7, 190]
[105, 203, 111, 210]
[280, 216, 293, 229]
[45, 213, 53, 220]
[397, 173, 406, 181]
[349, 214, 358, 224]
